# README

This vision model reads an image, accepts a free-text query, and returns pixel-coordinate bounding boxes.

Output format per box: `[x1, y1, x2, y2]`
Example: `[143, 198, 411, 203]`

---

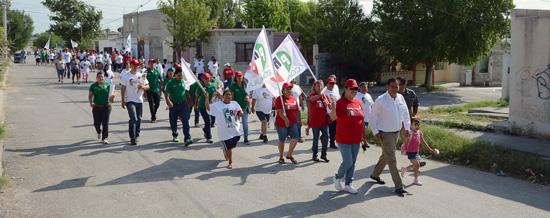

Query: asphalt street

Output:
[0, 62, 549, 217]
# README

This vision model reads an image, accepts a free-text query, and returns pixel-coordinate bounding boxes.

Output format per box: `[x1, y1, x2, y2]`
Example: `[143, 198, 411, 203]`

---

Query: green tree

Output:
[42, 0, 102, 48]
[316, 0, 383, 82]
[207, 0, 238, 28]
[158, 0, 217, 62]
[373, 0, 513, 86]
[1, 9, 34, 53]
[33, 34, 63, 50]
[239, 0, 289, 31]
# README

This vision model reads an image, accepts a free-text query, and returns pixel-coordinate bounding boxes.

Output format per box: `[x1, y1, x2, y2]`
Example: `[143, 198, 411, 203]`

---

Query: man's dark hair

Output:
[175, 68, 183, 74]
[387, 78, 398, 85]
[396, 77, 406, 85]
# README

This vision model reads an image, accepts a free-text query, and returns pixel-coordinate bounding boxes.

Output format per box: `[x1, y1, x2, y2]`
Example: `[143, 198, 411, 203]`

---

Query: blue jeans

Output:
[199, 108, 213, 139]
[275, 122, 299, 142]
[126, 102, 143, 140]
[146, 91, 161, 121]
[239, 108, 249, 141]
[224, 79, 232, 90]
[169, 102, 191, 140]
[335, 143, 360, 185]
[190, 96, 200, 125]
[65, 63, 71, 78]
[312, 125, 329, 157]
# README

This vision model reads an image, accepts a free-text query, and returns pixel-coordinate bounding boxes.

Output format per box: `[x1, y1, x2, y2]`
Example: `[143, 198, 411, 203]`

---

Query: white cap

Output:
[224, 63, 230, 66]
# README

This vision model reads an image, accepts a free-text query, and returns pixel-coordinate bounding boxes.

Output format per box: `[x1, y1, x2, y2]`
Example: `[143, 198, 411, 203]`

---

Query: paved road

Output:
[1, 63, 549, 217]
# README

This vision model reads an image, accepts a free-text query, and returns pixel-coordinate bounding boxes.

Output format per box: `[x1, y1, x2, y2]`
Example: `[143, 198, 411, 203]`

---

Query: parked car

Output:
[13, 52, 22, 63]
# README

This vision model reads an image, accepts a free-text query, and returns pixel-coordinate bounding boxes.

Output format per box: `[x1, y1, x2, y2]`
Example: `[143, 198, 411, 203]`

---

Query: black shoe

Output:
[130, 139, 137, 145]
[259, 134, 264, 140]
[329, 144, 338, 149]
[244, 140, 250, 145]
[312, 155, 320, 162]
[395, 188, 408, 196]
[361, 144, 368, 151]
[321, 156, 330, 163]
[206, 139, 213, 143]
[262, 135, 268, 143]
[370, 176, 385, 184]
[420, 161, 426, 167]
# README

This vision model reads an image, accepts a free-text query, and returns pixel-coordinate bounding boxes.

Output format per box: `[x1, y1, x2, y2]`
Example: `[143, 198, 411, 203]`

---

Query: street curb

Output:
[0, 62, 11, 176]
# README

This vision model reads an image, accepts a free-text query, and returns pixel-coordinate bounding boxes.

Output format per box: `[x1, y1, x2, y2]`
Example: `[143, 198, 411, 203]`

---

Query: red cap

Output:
[148, 59, 155, 63]
[345, 79, 358, 88]
[282, 82, 293, 89]
[235, 71, 243, 77]
[130, 59, 140, 66]
[174, 64, 181, 69]
[327, 77, 336, 83]
[65, 48, 69, 50]
[202, 73, 211, 79]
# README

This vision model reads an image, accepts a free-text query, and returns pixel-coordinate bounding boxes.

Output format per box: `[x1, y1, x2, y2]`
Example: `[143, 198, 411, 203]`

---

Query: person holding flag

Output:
[164, 67, 193, 146]
[274, 82, 301, 164]
[195, 73, 217, 144]
[146, 59, 163, 123]
[205, 90, 243, 169]
[230, 71, 250, 145]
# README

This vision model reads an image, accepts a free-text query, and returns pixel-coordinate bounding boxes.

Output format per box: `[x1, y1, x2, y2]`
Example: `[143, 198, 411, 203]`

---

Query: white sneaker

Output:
[413, 178, 423, 186]
[102, 139, 109, 144]
[333, 176, 344, 191]
[344, 184, 358, 194]
[401, 167, 407, 178]
[97, 133, 101, 140]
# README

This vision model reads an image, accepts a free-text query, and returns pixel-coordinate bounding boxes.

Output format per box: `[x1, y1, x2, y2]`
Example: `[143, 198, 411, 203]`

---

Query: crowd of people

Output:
[35, 48, 438, 196]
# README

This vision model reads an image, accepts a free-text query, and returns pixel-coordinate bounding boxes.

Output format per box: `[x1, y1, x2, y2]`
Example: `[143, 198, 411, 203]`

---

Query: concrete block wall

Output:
[509, 9, 550, 138]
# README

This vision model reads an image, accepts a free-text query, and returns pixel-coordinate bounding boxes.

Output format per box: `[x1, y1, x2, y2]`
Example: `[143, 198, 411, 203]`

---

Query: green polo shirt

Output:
[40, 51, 46, 58]
[196, 81, 216, 109]
[165, 79, 187, 103]
[162, 77, 171, 87]
[189, 83, 199, 100]
[230, 83, 248, 109]
[89, 82, 110, 106]
[146, 68, 163, 92]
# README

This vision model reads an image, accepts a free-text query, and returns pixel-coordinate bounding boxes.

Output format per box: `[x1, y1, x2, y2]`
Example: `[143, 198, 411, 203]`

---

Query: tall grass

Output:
[428, 100, 509, 113]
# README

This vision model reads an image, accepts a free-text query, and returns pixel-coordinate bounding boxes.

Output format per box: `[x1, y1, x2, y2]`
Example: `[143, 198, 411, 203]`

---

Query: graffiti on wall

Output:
[515, 65, 548, 98]
[509, 99, 550, 123]
[532, 64, 550, 99]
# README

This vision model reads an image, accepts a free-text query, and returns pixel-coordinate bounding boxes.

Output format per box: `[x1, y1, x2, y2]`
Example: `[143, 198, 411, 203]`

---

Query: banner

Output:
[244, 26, 277, 94]
[266, 34, 316, 96]
[180, 58, 198, 90]
[126, 33, 132, 53]
[44, 38, 50, 49]
[70, 40, 78, 49]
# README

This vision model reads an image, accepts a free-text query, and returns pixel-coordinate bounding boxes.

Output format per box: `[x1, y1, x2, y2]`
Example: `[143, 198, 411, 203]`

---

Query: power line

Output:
[411, 0, 501, 28]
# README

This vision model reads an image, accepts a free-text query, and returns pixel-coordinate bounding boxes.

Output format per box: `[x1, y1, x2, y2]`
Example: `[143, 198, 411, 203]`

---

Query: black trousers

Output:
[147, 91, 161, 121]
[329, 120, 337, 145]
[92, 104, 112, 140]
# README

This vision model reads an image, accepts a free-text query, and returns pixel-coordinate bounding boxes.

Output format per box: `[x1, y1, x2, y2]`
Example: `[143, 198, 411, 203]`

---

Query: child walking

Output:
[401, 118, 437, 185]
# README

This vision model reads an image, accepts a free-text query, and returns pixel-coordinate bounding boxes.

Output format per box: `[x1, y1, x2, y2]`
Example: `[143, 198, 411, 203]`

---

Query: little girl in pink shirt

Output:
[401, 118, 437, 185]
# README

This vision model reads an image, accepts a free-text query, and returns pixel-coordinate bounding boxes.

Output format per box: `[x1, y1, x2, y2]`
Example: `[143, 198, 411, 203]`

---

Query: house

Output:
[122, 9, 173, 61]
[95, 31, 123, 54]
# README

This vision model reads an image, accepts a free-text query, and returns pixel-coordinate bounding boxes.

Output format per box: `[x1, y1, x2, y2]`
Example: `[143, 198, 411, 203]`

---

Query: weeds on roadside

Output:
[416, 83, 448, 91]
[0, 176, 14, 187]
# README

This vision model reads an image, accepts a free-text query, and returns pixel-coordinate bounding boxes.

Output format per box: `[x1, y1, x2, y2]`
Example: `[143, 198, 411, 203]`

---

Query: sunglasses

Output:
[348, 87, 359, 91]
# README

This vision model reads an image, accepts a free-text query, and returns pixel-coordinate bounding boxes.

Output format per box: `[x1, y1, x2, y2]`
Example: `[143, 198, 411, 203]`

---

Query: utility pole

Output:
[3, 0, 13, 42]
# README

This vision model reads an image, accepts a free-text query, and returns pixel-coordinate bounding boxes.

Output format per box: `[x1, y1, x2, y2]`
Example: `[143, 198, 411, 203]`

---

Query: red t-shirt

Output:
[308, 93, 332, 128]
[275, 95, 299, 127]
[223, 68, 234, 79]
[335, 97, 365, 144]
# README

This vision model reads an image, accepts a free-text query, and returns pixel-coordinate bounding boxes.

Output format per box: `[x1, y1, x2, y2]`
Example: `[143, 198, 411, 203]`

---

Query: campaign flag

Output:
[70, 40, 78, 49]
[126, 33, 132, 53]
[44, 38, 50, 49]
[180, 58, 198, 90]
[244, 26, 277, 94]
[265, 34, 316, 96]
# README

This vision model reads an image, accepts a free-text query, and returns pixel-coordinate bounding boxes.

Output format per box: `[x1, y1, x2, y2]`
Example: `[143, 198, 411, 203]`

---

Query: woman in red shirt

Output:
[222, 63, 234, 89]
[307, 80, 332, 162]
[329, 79, 367, 194]
[275, 82, 302, 164]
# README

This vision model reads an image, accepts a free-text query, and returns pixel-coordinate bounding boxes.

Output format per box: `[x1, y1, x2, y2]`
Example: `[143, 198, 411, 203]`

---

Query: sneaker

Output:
[413, 178, 423, 186]
[184, 139, 193, 147]
[262, 135, 268, 143]
[401, 167, 407, 178]
[395, 188, 408, 196]
[259, 134, 264, 140]
[102, 139, 109, 144]
[333, 176, 344, 191]
[130, 139, 137, 145]
[420, 161, 427, 167]
[206, 139, 213, 143]
[244, 140, 250, 145]
[344, 184, 358, 194]
[298, 138, 305, 143]
[173, 137, 179, 142]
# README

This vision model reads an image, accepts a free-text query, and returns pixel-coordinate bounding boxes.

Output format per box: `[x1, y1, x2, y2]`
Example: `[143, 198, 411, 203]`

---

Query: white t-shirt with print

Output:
[208, 101, 243, 141]
[96, 54, 104, 63]
[355, 92, 374, 122]
[104, 70, 114, 83]
[121, 72, 148, 103]
[80, 61, 91, 74]
[62, 52, 72, 62]
[194, 61, 205, 74]
[88, 54, 95, 63]
[115, 55, 123, 64]
[208, 62, 219, 77]
[291, 84, 303, 110]
[324, 88, 340, 113]
[252, 87, 275, 114]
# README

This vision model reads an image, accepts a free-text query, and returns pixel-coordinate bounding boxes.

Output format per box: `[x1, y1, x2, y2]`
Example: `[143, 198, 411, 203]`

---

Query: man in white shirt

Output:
[121, 59, 150, 145]
[251, 84, 275, 143]
[368, 78, 410, 196]
[355, 81, 374, 150]
[115, 52, 123, 72]
[62, 48, 72, 79]
[208, 58, 219, 78]
[194, 56, 205, 78]
[207, 56, 214, 71]
[324, 77, 340, 149]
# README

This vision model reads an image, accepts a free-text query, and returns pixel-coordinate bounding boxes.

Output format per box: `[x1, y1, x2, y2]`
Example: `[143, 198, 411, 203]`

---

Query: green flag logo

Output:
[276, 51, 292, 72]
[255, 44, 266, 69]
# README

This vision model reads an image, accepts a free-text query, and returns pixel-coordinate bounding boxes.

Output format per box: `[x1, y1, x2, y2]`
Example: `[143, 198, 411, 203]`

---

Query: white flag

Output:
[181, 58, 198, 90]
[71, 40, 78, 49]
[265, 34, 316, 96]
[244, 26, 277, 94]
[44, 38, 50, 49]
[126, 33, 132, 53]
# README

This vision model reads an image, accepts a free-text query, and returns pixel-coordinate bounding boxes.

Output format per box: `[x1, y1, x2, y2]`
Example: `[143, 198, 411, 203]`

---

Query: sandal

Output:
[226, 163, 233, 169]
[278, 158, 285, 164]
[286, 156, 298, 164]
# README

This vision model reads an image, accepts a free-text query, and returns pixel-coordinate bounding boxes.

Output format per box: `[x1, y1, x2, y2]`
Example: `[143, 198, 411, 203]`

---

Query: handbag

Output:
[319, 93, 333, 125]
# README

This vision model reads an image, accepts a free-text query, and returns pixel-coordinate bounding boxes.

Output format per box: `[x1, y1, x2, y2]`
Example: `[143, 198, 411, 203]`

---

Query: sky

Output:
[10, 0, 550, 35]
